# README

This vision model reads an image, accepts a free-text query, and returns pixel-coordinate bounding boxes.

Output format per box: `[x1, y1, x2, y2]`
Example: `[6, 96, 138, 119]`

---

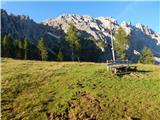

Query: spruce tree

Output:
[2, 34, 14, 57]
[24, 37, 28, 60]
[13, 40, 19, 58]
[17, 39, 24, 59]
[37, 38, 48, 61]
[114, 27, 129, 60]
[57, 49, 64, 61]
[138, 47, 154, 64]
[65, 23, 80, 61]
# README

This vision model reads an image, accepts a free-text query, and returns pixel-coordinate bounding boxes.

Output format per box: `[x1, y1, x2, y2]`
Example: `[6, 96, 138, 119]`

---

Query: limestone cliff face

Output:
[1, 9, 62, 43]
[1, 9, 160, 62]
[42, 14, 160, 62]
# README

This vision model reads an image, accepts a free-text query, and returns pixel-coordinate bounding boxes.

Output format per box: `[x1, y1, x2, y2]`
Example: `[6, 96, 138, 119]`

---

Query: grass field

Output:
[1, 58, 160, 120]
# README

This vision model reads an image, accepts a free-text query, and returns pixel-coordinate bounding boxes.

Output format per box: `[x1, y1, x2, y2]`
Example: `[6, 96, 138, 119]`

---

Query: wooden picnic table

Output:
[106, 60, 137, 75]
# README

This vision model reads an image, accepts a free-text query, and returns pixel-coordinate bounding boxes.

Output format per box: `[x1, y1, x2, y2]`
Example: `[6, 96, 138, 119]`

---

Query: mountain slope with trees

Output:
[1, 9, 160, 63]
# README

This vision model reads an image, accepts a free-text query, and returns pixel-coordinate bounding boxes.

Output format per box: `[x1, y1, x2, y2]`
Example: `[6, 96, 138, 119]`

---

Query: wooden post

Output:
[110, 29, 116, 62]
[106, 60, 109, 71]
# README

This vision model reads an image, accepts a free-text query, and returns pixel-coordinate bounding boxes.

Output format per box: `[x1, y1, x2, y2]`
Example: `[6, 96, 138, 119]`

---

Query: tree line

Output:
[1, 34, 45, 60]
[1, 24, 155, 64]
[1, 23, 102, 62]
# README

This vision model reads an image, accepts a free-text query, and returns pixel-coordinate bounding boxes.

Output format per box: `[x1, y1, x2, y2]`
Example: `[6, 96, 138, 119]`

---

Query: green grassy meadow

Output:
[1, 58, 160, 120]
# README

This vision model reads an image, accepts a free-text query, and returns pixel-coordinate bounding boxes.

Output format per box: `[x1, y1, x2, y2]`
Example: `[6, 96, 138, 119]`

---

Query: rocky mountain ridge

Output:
[1, 9, 160, 62]
[43, 14, 160, 62]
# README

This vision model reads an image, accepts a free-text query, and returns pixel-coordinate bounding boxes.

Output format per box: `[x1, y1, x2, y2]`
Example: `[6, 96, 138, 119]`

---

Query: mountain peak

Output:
[121, 21, 132, 27]
[96, 16, 117, 24]
[135, 23, 155, 35]
[1, 9, 7, 15]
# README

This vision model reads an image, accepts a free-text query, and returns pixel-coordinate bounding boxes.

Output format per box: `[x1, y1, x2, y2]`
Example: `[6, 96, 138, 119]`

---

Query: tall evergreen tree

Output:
[2, 34, 14, 57]
[37, 38, 48, 61]
[13, 40, 19, 58]
[57, 49, 64, 61]
[114, 27, 129, 60]
[17, 39, 24, 59]
[24, 37, 28, 60]
[1, 35, 5, 56]
[65, 23, 80, 61]
[138, 47, 154, 64]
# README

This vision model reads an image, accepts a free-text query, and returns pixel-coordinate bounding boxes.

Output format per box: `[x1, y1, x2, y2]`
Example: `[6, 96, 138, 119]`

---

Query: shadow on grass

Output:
[136, 69, 152, 73]
[116, 69, 152, 77]
[131, 117, 141, 120]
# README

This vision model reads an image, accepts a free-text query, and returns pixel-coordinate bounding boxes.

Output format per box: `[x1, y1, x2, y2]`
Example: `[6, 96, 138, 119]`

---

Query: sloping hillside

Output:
[2, 59, 160, 120]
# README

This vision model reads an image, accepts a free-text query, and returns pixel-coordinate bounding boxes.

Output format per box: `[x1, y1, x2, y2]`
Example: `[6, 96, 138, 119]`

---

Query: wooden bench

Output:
[106, 60, 137, 75]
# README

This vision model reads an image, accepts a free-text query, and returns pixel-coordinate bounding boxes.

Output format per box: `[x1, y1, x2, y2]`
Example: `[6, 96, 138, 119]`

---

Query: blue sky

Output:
[1, 1, 160, 32]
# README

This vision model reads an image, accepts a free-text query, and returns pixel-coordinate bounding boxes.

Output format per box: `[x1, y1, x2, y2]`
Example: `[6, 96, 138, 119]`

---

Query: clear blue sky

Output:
[1, 1, 160, 32]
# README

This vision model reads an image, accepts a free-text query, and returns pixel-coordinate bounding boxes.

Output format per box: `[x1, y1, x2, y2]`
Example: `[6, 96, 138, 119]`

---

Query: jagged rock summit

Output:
[42, 14, 160, 62]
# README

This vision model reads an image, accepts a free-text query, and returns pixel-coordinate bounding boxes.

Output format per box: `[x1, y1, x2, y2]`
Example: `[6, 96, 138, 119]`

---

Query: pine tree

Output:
[57, 49, 64, 61]
[114, 27, 129, 60]
[65, 23, 80, 61]
[37, 38, 48, 61]
[138, 47, 154, 64]
[17, 39, 24, 59]
[18, 39, 23, 49]
[1, 35, 6, 57]
[24, 37, 28, 60]
[2, 34, 14, 57]
[13, 40, 19, 58]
